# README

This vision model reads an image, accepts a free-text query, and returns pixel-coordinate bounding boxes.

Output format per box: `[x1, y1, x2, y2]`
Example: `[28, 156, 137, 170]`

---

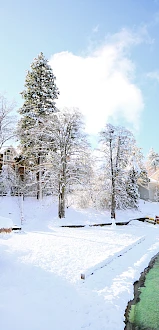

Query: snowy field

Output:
[0, 197, 159, 330]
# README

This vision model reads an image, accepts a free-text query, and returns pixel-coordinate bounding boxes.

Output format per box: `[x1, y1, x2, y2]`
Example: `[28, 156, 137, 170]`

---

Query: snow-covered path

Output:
[0, 222, 159, 330]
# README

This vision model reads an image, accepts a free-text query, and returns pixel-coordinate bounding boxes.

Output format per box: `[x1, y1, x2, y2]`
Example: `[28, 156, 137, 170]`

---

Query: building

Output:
[0, 146, 25, 195]
[138, 174, 159, 202]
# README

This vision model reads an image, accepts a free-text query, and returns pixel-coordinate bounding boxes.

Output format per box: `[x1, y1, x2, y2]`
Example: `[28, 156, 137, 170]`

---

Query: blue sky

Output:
[1, 0, 159, 156]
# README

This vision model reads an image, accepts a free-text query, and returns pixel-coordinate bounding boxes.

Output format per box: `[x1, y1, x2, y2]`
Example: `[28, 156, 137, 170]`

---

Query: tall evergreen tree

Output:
[126, 155, 140, 208]
[126, 168, 139, 208]
[146, 148, 159, 174]
[18, 52, 59, 199]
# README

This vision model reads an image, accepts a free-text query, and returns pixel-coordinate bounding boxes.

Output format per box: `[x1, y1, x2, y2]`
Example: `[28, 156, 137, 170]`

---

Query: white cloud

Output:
[147, 71, 159, 82]
[49, 28, 145, 134]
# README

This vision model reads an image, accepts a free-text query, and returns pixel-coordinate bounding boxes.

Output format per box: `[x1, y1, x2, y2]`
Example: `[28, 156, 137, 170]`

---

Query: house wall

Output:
[148, 182, 159, 202]
[138, 185, 149, 201]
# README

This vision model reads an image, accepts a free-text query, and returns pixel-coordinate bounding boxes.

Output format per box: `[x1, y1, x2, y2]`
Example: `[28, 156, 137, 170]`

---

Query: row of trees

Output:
[0, 53, 151, 219]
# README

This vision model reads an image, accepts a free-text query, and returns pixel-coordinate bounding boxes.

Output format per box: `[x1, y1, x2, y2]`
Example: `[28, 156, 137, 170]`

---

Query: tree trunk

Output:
[36, 156, 40, 199]
[110, 137, 116, 219]
[58, 183, 65, 218]
[36, 168, 39, 200]
[111, 136, 120, 218]
[58, 152, 66, 219]
[36, 155, 42, 200]
[111, 177, 116, 219]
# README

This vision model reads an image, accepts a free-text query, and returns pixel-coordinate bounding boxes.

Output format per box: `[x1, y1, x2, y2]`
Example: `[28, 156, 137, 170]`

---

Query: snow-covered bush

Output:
[74, 191, 91, 209]
[0, 164, 17, 195]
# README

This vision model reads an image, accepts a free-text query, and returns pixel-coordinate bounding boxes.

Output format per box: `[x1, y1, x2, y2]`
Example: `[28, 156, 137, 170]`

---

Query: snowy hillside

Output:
[0, 197, 159, 329]
[0, 196, 159, 228]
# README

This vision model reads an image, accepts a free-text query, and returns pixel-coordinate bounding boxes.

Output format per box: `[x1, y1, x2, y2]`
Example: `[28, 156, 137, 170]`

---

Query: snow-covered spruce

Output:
[146, 147, 159, 174]
[17, 52, 59, 199]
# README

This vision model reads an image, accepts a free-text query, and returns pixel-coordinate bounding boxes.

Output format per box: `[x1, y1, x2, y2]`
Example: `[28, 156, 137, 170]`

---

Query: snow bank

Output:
[0, 196, 21, 226]
[0, 196, 159, 230]
[0, 216, 13, 229]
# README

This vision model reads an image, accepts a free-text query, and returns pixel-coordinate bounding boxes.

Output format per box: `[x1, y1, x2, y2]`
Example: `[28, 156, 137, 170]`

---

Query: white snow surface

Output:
[0, 197, 159, 330]
[0, 216, 13, 229]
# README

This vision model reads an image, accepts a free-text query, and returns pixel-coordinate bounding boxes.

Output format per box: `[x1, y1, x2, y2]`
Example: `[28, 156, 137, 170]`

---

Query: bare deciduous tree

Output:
[0, 94, 16, 149]
[99, 124, 135, 219]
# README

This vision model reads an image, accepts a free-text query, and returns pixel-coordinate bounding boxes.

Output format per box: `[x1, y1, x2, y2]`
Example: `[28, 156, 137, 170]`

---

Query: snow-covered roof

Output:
[149, 169, 159, 182]
[0, 145, 17, 154]
[149, 178, 158, 183]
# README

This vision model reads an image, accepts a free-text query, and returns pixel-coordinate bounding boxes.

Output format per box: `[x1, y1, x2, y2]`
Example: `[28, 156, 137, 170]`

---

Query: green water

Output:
[128, 257, 159, 329]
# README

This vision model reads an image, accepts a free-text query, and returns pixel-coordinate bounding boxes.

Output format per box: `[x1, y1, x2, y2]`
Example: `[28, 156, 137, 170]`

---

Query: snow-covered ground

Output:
[0, 197, 159, 330]
[0, 215, 13, 229]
